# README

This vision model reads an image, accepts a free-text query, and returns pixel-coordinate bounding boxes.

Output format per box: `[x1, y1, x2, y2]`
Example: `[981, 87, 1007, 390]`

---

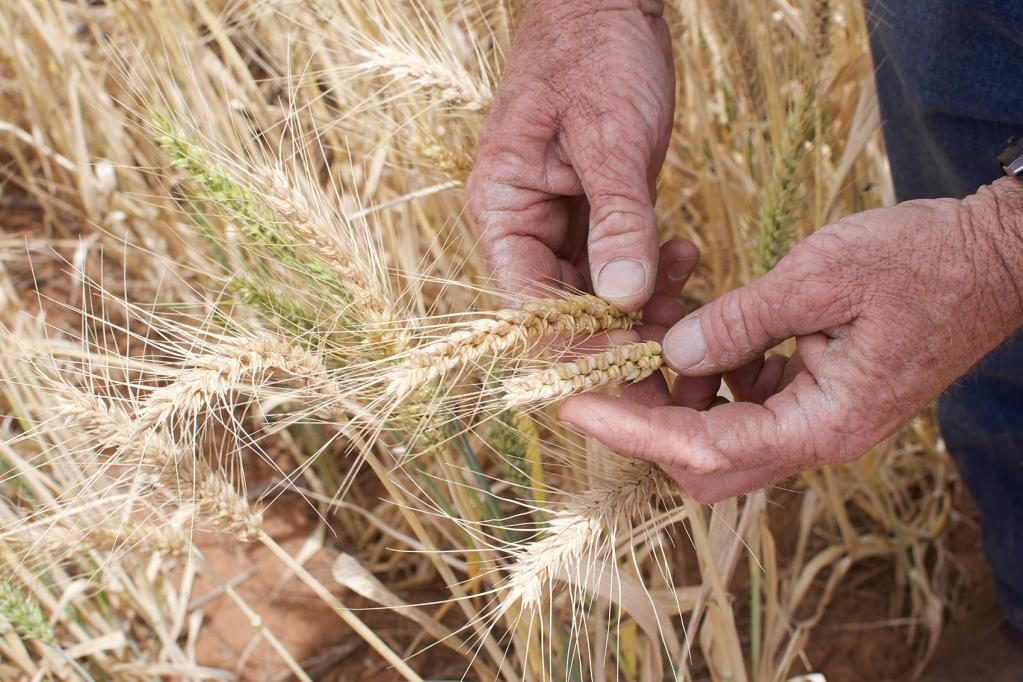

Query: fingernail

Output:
[667, 257, 696, 282]
[663, 316, 707, 370]
[596, 259, 647, 301]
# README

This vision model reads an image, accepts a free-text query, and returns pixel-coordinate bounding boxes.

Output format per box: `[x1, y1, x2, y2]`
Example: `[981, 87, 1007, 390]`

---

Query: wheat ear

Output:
[503, 462, 673, 610]
[253, 167, 392, 320]
[4, 520, 189, 557]
[503, 341, 663, 408]
[0, 579, 54, 644]
[136, 334, 334, 432]
[61, 392, 262, 540]
[387, 295, 640, 397]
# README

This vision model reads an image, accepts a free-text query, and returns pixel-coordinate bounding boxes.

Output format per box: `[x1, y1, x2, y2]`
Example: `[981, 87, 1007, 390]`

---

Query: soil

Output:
[801, 484, 991, 682]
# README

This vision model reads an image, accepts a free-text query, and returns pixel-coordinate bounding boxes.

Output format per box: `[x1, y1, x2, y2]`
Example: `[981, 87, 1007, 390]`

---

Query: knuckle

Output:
[465, 178, 501, 232]
[477, 231, 505, 267]
[703, 289, 765, 362]
[589, 207, 652, 240]
[582, 119, 649, 165]
[773, 234, 859, 322]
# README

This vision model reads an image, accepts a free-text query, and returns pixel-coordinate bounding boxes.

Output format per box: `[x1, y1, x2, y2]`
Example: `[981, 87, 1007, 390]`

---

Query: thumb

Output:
[661, 271, 849, 375]
[567, 120, 660, 312]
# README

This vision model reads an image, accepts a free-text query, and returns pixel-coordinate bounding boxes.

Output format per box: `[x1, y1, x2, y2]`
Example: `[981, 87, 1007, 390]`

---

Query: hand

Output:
[561, 179, 1023, 502]
[467, 0, 675, 312]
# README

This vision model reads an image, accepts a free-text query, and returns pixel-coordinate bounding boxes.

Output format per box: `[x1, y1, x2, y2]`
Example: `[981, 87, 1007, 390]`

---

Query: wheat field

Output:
[0, 1, 965, 680]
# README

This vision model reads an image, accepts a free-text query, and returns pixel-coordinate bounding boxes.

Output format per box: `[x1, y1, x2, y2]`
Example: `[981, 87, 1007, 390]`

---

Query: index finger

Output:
[558, 366, 842, 475]
[467, 87, 584, 299]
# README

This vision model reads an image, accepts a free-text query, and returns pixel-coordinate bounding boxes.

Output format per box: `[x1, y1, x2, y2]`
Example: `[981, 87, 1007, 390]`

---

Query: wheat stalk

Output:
[387, 295, 640, 397]
[503, 341, 663, 407]
[491, 410, 546, 504]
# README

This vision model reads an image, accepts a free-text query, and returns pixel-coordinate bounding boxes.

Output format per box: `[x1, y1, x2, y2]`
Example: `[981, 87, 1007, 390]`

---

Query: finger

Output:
[782, 351, 805, 387]
[643, 296, 686, 328]
[643, 239, 698, 327]
[619, 371, 672, 408]
[724, 354, 788, 404]
[559, 371, 838, 475]
[660, 465, 795, 503]
[636, 324, 667, 344]
[660, 256, 857, 375]
[670, 373, 722, 411]
[654, 239, 699, 297]
[468, 85, 583, 299]
[557, 257, 588, 293]
[561, 114, 661, 312]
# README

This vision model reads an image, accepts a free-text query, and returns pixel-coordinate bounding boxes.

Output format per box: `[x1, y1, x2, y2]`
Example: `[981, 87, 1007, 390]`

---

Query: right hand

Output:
[467, 0, 676, 313]
[561, 180, 1023, 501]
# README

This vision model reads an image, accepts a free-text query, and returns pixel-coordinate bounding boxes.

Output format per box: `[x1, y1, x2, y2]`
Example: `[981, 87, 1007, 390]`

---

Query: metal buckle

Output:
[998, 137, 1023, 177]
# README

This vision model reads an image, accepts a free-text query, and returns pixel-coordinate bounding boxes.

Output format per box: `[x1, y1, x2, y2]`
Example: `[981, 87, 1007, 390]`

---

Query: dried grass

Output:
[0, 1, 956, 680]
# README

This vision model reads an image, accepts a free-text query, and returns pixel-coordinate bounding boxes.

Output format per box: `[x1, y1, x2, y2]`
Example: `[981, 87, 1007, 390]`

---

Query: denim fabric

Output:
[864, 0, 1023, 631]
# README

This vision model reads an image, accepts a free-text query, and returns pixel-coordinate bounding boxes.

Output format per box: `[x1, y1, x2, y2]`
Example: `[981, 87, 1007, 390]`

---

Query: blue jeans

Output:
[865, 0, 1023, 630]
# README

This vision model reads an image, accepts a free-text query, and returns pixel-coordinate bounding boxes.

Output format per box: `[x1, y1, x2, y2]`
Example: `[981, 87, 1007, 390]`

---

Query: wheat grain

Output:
[387, 295, 640, 397]
[503, 341, 662, 408]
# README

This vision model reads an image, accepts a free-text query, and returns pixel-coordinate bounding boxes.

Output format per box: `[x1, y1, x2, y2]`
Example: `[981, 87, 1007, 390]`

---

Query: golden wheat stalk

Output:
[503, 341, 663, 407]
[387, 295, 640, 397]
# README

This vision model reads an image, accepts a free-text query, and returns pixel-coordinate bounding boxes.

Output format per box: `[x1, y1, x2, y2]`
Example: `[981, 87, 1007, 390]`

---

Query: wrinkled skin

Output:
[561, 180, 1023, 501]
[469, 0, 1023, 502]
[467, 0, 674, 311]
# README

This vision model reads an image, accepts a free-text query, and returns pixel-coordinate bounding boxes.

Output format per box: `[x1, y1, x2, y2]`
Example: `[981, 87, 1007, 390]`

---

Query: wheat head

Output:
[503, 341, 663, 408]
[387, 295, 640, 397]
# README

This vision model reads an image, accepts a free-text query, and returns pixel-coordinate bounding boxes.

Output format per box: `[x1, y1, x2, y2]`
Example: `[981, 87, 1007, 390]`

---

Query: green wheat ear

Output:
[0, 579, 54, 644]
[754, 80, 830, 276]
[491, 410, 545, 506]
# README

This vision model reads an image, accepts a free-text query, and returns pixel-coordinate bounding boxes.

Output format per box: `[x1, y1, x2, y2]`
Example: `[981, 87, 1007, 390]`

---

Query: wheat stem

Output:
[258, 531, 424, 681]
[193, 551, 313, 682]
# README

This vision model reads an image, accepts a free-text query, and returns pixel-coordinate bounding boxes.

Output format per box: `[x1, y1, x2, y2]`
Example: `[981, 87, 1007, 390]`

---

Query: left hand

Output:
[560, 178, 1023, 502]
